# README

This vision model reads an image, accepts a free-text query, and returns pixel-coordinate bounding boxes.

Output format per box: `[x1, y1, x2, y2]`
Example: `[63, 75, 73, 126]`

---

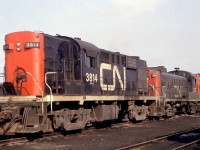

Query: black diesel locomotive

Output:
[0, 31, 199, 135]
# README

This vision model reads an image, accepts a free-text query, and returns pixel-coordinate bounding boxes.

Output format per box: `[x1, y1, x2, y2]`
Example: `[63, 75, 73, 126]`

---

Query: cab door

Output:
[58, 41, 82, 95]
[58, 41, 72, 80]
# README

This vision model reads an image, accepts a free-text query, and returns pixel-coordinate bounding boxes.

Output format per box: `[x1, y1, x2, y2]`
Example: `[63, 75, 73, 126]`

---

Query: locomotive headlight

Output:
[16, 42, 21, 47]
[16, 42, 21, 51]
[16, 47, 21, 51]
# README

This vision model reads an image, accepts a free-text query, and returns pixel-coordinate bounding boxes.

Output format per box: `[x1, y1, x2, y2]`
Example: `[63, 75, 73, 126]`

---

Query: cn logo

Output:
[100, 63, 126, 91]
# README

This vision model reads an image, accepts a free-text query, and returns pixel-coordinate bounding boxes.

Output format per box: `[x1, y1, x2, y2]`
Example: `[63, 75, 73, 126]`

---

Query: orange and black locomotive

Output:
[0, 31, 199, 135]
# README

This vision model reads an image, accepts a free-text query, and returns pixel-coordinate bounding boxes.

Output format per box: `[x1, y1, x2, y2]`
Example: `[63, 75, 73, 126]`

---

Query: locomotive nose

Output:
[4, 31, 45, 96]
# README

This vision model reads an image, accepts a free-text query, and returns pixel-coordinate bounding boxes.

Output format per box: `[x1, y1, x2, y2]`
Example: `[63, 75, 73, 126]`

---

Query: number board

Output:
[25, 42, 40, 49]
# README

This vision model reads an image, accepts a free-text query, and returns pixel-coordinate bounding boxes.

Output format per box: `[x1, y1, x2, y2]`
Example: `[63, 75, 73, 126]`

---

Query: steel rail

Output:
[115, 127, 200, 150]
[171, 139, 200, 150]
[0, 118, 199, 148]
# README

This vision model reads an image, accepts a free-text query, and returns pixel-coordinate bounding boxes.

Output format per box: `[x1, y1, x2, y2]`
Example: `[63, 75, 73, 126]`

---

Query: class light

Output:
[3, 44, 14, 50]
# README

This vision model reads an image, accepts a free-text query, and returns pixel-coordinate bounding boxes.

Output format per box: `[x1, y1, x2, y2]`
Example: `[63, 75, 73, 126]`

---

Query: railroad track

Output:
[172, 139, 200, 150]
[0, 132, 64, 147]
[0, 137, 29, 146]
[0, 122, 132, 147]
[0, 115, 197, 148]
[116, 127, 200, 150]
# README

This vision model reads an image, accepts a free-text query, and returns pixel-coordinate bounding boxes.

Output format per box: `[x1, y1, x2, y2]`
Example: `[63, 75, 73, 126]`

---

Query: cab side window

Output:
[85, 54, 96, 68]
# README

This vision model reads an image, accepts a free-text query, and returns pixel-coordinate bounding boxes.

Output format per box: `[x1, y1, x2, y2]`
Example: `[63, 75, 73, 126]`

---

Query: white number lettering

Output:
[86, 73, 90, 82]
[85, 73, 98, 84]
[94, 74, 98, 82]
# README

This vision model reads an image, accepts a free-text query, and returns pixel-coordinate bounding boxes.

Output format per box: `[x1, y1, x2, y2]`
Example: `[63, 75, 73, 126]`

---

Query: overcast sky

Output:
[0, 0, 200, 74]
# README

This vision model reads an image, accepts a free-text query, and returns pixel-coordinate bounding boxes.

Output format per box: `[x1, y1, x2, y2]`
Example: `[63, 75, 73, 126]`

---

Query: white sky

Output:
[0, 0, 200, 74]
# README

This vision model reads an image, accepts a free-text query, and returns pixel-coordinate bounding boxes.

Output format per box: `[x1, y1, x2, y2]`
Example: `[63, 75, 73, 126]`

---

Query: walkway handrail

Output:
[26, 72, 44, 114]
[149, 84, 160, 106]
[45, 72, 57, 114]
